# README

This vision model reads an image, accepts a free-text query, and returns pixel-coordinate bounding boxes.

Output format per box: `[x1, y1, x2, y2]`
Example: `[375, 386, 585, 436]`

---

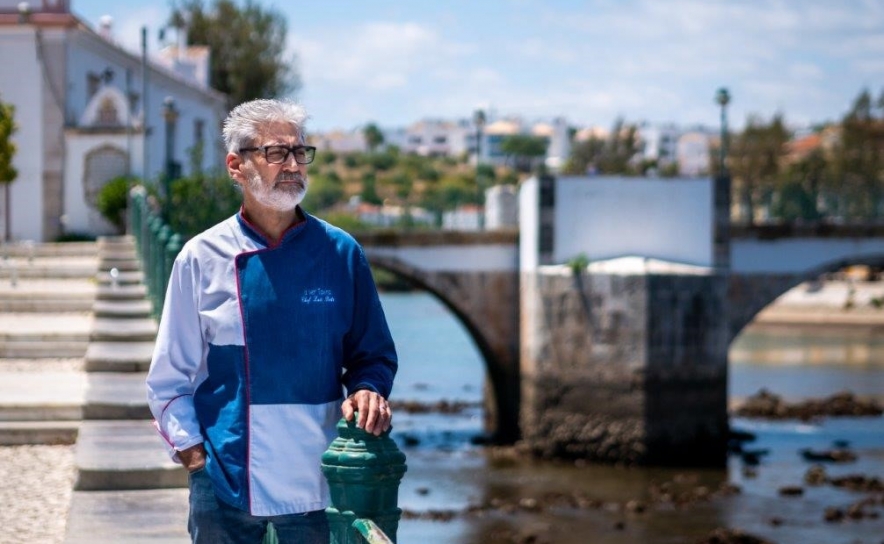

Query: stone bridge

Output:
[355, 186, 884, 463]
[356, 230, 520, 443]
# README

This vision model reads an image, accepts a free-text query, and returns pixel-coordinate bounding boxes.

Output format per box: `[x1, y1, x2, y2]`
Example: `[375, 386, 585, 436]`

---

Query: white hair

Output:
[222, 99, 308, 153]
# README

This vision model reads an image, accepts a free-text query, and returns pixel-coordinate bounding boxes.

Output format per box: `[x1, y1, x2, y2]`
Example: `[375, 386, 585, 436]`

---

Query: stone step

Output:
[93, 299, 152, 319]
[0, 341, 90, 358]
[64, 489, 189, 544]
[0, 259, 98, 279]
[0, 299, 95, 312]
[74, 420, 186, 491]
[91, 317, 157, 342]
[0, 420, 80, 445]
[95, 270, 144, 286]
[85, 342, 155, 372]
[0, 330, 90, 342]
[0, 368, 86, 421]
[83, 373, 151, 420]
[0, 241, 98, 258]
[97, 235, 136, 248]
[96, 284, 148, 302]
[98, 258, 141, 272]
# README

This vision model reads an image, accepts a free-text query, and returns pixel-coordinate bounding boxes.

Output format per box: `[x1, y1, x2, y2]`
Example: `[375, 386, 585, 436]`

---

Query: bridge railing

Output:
[128, 186, 183, 319]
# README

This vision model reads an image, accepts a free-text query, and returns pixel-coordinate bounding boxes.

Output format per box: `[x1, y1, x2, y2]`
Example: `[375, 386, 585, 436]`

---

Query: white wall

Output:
[543, 176, 713, 267]
[519, 176, 539, 270]
[64, 132, 144, 234]
[0, 29, 44, 241]
[367, 244, 517, 272]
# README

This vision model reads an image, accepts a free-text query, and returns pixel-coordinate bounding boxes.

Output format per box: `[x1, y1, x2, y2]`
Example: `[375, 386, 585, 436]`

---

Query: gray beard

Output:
[247, 171, 308, 212]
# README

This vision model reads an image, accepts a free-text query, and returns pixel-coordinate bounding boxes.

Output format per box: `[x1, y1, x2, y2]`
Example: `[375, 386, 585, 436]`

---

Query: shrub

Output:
[96, 176, 133, 233]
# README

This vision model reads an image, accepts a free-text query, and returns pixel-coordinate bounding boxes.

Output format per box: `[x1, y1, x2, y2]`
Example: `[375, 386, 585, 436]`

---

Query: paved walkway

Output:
[0, 238, 189, 543]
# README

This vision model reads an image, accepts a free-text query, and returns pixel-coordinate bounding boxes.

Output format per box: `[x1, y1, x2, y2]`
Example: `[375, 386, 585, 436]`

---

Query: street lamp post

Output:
[715, 87, 730, 177]
[161, 96, 179, 221]
[473, 109, 486, 231]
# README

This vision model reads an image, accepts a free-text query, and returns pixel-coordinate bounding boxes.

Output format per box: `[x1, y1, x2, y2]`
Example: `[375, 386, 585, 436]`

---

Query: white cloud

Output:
[291, 21, 460, 92]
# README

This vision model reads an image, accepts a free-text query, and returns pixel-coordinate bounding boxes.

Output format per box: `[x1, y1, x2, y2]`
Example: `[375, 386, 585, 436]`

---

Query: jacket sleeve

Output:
[342, 248, 398, 399]
[145, 250, 206, 460]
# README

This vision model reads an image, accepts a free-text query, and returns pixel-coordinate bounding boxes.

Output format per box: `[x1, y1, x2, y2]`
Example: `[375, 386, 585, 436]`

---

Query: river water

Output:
[381, 292, 884, 544]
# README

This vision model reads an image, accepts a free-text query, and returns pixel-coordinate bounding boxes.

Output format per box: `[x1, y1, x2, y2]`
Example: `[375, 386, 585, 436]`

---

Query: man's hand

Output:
[177, 443, 207, 472]
[342, 390, 392, 436]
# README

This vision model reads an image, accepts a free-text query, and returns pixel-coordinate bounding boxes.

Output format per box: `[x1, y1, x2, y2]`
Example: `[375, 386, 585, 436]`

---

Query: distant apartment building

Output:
[390, 119, 474, 157]
[442, 204, 482, 231]
[635, 122, 681, 168]
[676, 129, 716, 177]
[316, 114, 572, 172]
[311, 129, 367, 154]
[481, 116, 570, 171]
[346, 198, 435, 228]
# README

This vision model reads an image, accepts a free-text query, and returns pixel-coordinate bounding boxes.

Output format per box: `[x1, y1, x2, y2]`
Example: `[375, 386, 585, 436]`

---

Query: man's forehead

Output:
[257, 122, 302, 143]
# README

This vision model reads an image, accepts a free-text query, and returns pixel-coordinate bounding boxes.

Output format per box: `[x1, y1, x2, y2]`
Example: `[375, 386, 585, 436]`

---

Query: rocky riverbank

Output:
[752, 279, 884, 329]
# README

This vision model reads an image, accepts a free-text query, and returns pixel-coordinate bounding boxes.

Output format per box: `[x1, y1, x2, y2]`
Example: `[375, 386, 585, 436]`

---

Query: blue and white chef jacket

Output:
[146, 210, 398, 516]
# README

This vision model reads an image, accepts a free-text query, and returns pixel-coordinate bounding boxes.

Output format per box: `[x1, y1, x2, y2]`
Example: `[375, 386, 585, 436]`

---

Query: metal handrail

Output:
[127, 186, 183, 318]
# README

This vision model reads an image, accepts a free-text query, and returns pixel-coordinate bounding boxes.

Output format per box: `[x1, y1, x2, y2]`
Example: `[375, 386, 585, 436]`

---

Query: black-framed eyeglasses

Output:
[239, 145, 317, 165]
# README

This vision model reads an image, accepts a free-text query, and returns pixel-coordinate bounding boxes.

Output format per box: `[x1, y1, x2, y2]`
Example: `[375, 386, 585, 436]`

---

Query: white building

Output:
[312, 129, 367, 154]
[443, 204, 482, 231]
[635, 122, 681, 169]
[677, 129, 716, 177]
[396, 119, 473, 157]
[485, 184, 518, 230]
[0, 0, 226, 241]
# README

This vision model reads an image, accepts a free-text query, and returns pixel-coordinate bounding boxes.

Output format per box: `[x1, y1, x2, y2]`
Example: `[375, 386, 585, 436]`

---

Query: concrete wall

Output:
[0, 28, 44, 241]
[553, 176, 714, 267]
[521, 267, 728, 465]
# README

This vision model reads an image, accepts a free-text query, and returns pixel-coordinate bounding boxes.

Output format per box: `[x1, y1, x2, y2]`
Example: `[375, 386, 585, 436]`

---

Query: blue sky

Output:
[71, 0, 884, 133]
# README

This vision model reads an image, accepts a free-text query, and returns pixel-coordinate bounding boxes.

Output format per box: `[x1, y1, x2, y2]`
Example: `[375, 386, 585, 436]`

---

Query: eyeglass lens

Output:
[265, 146, 314, 164]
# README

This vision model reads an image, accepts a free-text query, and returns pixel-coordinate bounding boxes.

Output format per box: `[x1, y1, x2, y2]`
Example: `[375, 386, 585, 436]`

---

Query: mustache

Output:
[274, 172, 307, 185]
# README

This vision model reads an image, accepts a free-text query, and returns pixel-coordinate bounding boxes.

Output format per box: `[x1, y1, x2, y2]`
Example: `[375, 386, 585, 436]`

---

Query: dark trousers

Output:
[188, 468, 330, 544]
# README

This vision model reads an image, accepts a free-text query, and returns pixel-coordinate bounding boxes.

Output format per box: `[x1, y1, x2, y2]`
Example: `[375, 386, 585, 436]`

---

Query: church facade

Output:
[0, 0, 226, 241]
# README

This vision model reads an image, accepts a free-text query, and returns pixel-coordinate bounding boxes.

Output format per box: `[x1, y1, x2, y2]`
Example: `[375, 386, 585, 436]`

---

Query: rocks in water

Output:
[734, 389, 883, 420]
[800, 448, 857, 463]
[695, 528, 776, 544]
[778, 485, 804, 496]
[804, 465, 828, 485]
[389, 399, 480, 414]
[829, 474, 884, 493]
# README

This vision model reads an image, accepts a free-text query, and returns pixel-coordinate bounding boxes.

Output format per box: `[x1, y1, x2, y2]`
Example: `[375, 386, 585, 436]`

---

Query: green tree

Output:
[0, 97, 17, 242]
[729, 113, 790, 224]
[829, 88, 884, 220]
[167, 170, 242, 238]
[565, 118, 639, 175]
[172, 0, 299, 107]
[360, 172, 382, 205]
[564, 134, 605, 175]
[301, 171, 344, 212]
[96, 176, 133, 233]
[500, 134, 548, 172]
[363, 123, 384, 153]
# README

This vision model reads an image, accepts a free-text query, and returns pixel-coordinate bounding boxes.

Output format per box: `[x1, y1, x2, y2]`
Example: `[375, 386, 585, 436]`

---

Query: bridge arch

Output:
[366, 253, 521, 443]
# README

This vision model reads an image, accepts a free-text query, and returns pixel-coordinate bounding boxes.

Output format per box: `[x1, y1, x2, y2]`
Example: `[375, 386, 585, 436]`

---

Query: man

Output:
[146, 99, 398, 544]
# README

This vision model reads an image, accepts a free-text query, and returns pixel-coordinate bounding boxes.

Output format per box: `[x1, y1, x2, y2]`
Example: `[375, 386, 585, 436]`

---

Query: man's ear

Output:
[226, 152, 247, 185]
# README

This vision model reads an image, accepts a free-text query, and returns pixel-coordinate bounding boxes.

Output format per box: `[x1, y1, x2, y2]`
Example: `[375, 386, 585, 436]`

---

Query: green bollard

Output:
[156, 225, 171, 313]
[147, 216, 162, 315]
[321, 415, 407, 544]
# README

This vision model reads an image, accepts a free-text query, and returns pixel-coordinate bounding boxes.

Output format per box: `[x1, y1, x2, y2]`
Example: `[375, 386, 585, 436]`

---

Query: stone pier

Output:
[520, 259, 729, 466]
